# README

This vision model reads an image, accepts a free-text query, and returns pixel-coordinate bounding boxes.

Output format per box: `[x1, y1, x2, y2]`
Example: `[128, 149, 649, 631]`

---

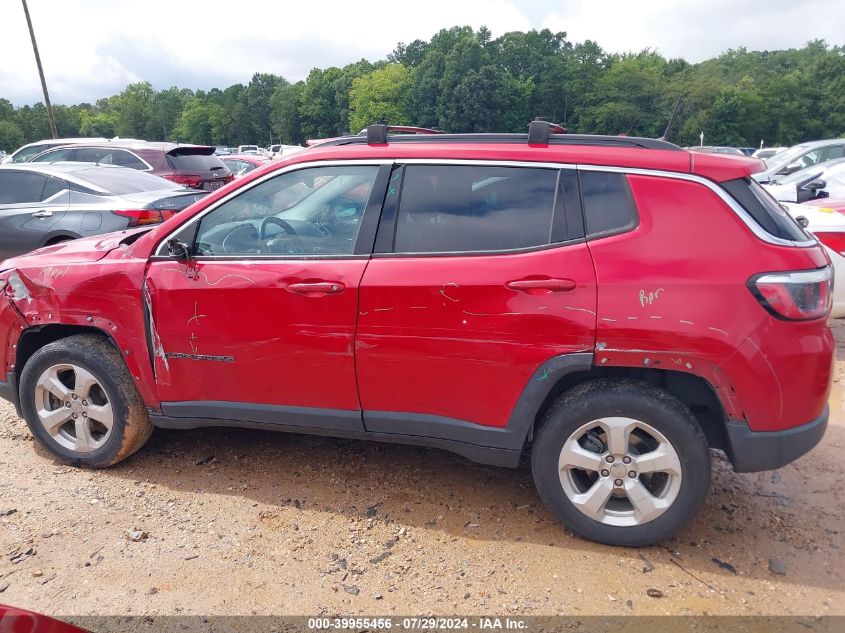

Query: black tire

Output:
[19, 334, 153, 468]
[531, 379, 710, 547]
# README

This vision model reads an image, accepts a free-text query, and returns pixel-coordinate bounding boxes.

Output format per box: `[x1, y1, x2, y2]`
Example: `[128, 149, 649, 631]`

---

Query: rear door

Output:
[356, 162, 597, 437]
[0, 171, 69, 259]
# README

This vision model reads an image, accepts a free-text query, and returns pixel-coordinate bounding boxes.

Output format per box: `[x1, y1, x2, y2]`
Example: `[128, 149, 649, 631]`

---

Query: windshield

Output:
[764, 144, 810, 172]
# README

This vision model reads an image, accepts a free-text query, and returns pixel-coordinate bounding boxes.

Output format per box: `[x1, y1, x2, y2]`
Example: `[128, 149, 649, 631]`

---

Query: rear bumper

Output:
[725, 405, 828, 472]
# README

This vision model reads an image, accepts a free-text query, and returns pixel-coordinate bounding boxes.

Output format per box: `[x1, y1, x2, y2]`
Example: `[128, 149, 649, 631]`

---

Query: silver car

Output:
[0, 163, 206, 261]
[753, 139, 845, 183]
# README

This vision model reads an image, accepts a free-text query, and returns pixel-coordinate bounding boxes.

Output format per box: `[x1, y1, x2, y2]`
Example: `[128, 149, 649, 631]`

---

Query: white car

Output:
[752, 146, 787, 160]
[1, 137, 107, 164]
[753, 139, 845, 183]
[763, 158, 845, 203]
[781, 199, 845, 317]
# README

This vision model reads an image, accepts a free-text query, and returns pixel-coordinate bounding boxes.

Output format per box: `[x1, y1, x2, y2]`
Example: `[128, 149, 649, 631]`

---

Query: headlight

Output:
[6, 271, 31, 301]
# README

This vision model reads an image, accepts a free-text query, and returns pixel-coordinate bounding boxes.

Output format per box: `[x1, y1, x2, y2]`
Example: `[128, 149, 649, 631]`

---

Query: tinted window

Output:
[32, 148, 73, 162]
[71, 167, 178, 194]
[393, 165, 557, 253]
[112, 150, 148, 170]
[166, 151, 227, 172]
[580, 171, 637, 236]
[0, 171, 47, 203]
[722, 177, 808, 241]
[194, 165, 379, 256]
[41, 176, 67, 200]
[12, 144, 55, 163]
[74, 147, 117, 164]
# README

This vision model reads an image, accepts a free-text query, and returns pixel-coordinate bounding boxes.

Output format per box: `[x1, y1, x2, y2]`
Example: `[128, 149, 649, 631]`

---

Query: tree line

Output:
[1, 27, 843, 152]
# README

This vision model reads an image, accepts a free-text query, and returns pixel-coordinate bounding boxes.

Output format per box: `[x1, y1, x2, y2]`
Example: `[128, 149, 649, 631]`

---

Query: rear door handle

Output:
[506, 278, 577, 293]
[31, 210, 52, 218]
[287, 281, 345, 296]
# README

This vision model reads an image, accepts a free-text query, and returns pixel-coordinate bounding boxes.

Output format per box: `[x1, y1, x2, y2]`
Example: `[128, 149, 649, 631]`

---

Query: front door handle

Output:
[31, 210, 52, 218]
[287, 281, 345, 296]
[506, 278, 577, 293]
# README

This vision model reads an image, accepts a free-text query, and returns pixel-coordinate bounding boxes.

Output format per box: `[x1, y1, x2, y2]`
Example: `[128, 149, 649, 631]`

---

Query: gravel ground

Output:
[1, 325, 843, 618]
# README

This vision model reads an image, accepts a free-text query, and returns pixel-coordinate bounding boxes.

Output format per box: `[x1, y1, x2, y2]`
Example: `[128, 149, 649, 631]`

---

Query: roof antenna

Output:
[658, 95, 683, 142]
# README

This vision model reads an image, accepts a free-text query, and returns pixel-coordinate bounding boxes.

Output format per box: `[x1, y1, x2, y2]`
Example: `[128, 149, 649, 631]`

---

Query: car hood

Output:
[0, 227, 151, 271]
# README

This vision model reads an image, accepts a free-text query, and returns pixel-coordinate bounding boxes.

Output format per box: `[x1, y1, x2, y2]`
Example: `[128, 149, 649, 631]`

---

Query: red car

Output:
[0, 123, 832, 546]
[29, 141, 234, 191]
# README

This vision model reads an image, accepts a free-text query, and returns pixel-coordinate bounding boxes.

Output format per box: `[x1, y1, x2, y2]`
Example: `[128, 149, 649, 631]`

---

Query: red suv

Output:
[0, 123, 832, 546]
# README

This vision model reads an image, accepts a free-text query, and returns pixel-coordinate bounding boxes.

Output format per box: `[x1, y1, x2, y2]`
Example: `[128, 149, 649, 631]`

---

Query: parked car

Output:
[737, 147, 756, 156]
[268, 144, 304, 159]
[0, 162, 206, 260]
[29, 142, 234, 191]
[0, 123, 831, 547]
[752, 146, 787, 160]
[0, 138, 108, 165]
[753, 139, 845, 183]
[220, 154, 270, 178]
[237, 144, 260, 155]
[687, 145, 746, 156]
[763, 157, 845, 202]
[214, 146, 231, 156]
[780, 199, 845, 317]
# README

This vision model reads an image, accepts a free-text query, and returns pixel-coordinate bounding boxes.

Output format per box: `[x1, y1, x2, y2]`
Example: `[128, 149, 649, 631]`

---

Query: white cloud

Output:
[543, 0, 844, 62]
[0, 0, 841, 105]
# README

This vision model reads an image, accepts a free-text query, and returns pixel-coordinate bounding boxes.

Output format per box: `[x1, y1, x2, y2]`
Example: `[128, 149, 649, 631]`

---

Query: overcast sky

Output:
[1, 0, 842, 106]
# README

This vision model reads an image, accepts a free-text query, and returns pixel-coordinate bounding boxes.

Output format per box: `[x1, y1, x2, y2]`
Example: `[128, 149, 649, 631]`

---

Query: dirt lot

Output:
[1, 325, 844, 620]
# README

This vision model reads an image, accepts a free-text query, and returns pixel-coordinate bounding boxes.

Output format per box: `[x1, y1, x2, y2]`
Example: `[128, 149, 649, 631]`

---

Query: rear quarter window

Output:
[722, 177, 809, 241]
[579, 171, 638, 237]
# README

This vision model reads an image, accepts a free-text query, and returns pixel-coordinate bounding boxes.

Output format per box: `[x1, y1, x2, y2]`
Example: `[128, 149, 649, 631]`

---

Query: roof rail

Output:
[315, 132, 683, 151]
[528, 120, 569, 144]
[365, 125, 444, 144]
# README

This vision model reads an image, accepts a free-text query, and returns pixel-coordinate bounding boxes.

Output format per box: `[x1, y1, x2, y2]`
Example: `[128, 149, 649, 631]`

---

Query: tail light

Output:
[749, 267, 832, 321]
[112, 209, 164, 227]
[813, 231, 845, 257]
[164, 174, 202, 188]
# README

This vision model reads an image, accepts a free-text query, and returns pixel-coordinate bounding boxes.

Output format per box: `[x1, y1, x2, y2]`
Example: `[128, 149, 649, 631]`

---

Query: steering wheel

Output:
[259, 217, 304, 253]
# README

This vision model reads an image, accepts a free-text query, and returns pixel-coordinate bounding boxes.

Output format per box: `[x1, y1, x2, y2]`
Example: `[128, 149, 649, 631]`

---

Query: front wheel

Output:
[19, 334, 153, 468]
[531, 380, 711, 546]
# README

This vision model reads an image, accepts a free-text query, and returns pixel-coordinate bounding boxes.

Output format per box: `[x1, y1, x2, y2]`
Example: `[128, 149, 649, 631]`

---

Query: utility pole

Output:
[22, 0, 58, 139]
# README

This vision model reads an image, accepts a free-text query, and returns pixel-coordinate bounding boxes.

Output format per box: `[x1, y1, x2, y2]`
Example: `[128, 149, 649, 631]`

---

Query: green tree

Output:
[115, 82, 155, 138]
[348, 64, 412, 132]
[270, 82, 304, 144]
[0, 120, 24, 152]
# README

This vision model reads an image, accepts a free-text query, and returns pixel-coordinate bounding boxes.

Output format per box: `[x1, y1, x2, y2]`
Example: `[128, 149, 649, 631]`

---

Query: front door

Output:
[145, 162, 389, 432]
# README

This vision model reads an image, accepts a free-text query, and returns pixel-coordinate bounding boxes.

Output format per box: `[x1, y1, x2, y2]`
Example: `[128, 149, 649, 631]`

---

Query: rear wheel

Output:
[531, 379, 710, 546]
[20, 334, 153, 468]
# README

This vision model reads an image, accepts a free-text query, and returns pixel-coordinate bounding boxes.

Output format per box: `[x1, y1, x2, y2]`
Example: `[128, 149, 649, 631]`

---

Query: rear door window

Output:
[392, 165, 558, 253]
[112, 150, 148, 170]
[579, 171, 638, 237]
[0, 171, 48, 203]
[75, 147, 116, 164]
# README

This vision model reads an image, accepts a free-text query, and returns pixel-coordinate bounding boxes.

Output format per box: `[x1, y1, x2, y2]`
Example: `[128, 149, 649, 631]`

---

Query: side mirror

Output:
[795, 216, 809, 229]
[778, 162, 801, 176]
[804, 179, 827, 191]
[167, 238, 191, 259]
